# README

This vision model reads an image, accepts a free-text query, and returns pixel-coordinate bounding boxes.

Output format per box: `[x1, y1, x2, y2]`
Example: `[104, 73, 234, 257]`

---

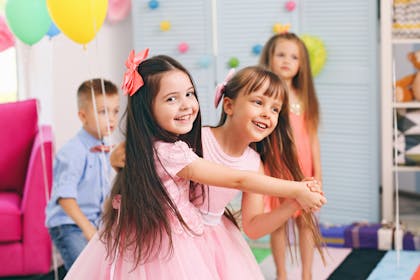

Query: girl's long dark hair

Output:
[218, 66, 325, 263]
[100, 55, 204, 267]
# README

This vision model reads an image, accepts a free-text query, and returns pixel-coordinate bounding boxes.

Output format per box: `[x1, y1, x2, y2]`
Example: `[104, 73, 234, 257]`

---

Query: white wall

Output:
[17, 15, 132, 150]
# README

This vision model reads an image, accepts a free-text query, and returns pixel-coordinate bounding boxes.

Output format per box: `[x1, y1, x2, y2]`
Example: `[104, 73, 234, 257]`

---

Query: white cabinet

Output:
[380, 0, 420, 222]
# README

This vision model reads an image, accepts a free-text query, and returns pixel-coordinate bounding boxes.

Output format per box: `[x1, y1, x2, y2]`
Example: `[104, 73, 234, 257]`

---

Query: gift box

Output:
[344, 222, 381, 249]
[320, 224, 348, 248]
[377, 222, 420, 251]
[403, 230, 420, 251]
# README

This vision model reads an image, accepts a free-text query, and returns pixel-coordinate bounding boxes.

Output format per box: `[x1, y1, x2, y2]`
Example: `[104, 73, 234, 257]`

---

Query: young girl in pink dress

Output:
[110, 65, 325, 279]
[201, 66, 325, 280]
[65, 51, 325, 279]
[260, 32, 322, 280]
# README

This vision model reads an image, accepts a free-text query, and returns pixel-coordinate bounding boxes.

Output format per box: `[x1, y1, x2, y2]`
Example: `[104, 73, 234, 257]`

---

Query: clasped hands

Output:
[300, 177, 326, 213]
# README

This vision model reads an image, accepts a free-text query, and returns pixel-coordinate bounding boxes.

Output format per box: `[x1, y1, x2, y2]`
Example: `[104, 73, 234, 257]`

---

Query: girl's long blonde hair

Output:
[259, 32, 320, 134]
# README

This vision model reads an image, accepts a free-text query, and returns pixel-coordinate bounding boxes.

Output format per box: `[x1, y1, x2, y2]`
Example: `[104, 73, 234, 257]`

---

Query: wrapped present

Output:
[320, 224, 348, 248]
[377, 222, 419, 251]
[378, 225, 393, 250]
[344, 222, 381, 249]
[414, 235, 420, 250]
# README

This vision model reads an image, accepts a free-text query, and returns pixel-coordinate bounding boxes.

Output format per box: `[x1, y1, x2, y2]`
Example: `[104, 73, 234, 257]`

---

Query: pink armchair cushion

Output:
[0, 99, 38, 192]
[0, 192, 22, 242]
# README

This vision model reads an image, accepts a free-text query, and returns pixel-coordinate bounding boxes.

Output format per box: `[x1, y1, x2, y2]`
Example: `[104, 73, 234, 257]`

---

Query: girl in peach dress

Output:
[260, 32, 323, 280]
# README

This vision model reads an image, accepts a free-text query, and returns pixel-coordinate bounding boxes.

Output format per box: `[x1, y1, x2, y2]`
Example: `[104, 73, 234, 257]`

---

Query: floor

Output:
[256, 190, 420, 280]
[1, 191, 418, 280]
[258, 247, 352, 280]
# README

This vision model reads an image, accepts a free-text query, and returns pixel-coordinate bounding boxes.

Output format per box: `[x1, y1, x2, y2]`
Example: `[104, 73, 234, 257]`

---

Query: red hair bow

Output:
[121, 48, 150, 96]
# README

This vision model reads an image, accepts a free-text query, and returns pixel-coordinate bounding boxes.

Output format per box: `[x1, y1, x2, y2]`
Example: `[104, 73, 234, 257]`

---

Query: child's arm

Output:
[242, 193, 299, 239]
[110, 141, 126, 171]
[58, 198, 97, 240]
[241, 164, 301, 239]
[52, 145, 97, 241]
[311, 131, 322, 182]
[177, 158, 326, 210]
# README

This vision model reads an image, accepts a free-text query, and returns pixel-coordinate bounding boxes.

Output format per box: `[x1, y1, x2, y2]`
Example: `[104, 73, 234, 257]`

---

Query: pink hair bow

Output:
[214, 68, 235, 108]
[121, 48, 150, 96]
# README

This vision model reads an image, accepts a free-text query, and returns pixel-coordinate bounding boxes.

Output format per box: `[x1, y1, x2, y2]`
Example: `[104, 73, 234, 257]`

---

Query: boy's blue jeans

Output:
[49, 224, 88, 271]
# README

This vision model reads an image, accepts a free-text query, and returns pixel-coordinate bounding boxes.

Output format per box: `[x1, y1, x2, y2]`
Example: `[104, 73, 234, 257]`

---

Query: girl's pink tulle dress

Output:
[65, 141, 219, 280]
[199, 127, 265, 280]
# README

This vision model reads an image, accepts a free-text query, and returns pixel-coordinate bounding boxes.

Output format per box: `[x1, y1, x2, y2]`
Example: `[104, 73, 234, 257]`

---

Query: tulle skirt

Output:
[202, 216, 264, 280]
[65, 232, 220, 280]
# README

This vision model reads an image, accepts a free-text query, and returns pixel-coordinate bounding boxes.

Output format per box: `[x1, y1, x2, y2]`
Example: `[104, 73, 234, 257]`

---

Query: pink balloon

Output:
[0, 16, 15, 52]
[178, 42, 189, 53]
[107, 0, 131, 23]
[285, 1, 296, 12]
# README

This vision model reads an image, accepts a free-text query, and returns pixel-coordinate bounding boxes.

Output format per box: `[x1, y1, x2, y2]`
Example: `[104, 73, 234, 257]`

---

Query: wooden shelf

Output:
[392, 38, 420, 44]
[393, 101, 420, 108]
[393, 165, 420, 172]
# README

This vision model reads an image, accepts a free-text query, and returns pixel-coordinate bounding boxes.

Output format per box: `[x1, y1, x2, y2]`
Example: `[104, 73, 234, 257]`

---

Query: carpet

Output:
[366, 250, 420, 280]
[257, 247, 420, 280]
[327, 249, 387, 280]
[258, 247, 352, 280]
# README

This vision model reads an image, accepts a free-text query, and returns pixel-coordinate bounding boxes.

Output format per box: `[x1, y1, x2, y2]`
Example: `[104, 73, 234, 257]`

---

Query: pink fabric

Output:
[0, 16, 15, 52]
[199, 127, 265, 280]
[0, 99, 53, 277]
[0, 99, 38, 192]
[66, 141, 219, 279]
[0, 193, 21, 242]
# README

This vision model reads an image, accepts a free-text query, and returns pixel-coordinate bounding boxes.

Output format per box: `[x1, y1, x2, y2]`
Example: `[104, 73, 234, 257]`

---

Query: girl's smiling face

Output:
[225, 79, 283, 143]
[152, 70, 199, 135]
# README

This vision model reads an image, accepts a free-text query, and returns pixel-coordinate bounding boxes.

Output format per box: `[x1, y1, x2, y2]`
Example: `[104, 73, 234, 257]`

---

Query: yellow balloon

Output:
[47, 0, 108, 45]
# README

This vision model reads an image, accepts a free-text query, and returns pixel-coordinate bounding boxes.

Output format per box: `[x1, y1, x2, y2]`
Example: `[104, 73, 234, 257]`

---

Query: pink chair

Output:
[0, 99, 53, 276]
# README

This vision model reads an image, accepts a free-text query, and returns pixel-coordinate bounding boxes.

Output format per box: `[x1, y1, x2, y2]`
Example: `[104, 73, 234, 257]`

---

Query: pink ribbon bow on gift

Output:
[214, 68, 235, 108]
[121, 48, 150, 96]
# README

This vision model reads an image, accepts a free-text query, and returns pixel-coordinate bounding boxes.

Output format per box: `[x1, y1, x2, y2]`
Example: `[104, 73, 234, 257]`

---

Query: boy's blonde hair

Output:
[77, 78, 118, 110]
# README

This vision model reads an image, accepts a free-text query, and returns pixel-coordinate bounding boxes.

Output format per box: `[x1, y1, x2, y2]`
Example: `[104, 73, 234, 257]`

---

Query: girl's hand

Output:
[303, 177, 323, 195]
[110, 142, 126, 170]
[295, 181, 326, 212]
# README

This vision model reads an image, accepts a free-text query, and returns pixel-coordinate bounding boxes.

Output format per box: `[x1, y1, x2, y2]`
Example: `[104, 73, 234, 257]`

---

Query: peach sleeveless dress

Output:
[266, 111, 313, 211]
